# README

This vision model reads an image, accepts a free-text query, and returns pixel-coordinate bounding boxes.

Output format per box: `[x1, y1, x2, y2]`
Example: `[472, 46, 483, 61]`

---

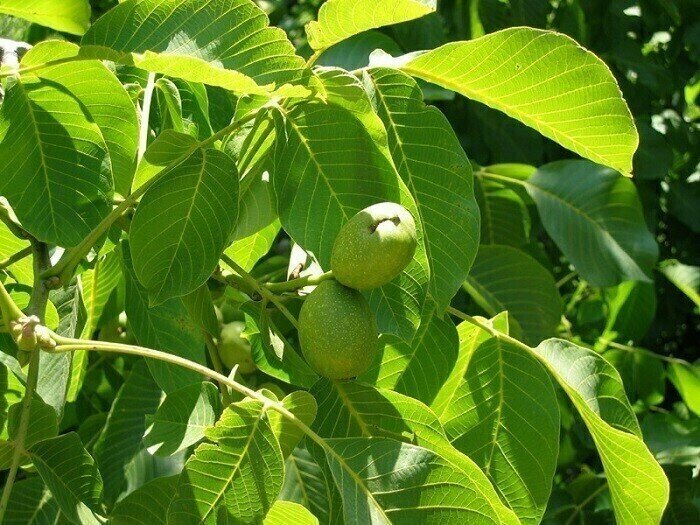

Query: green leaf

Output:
[0, 64, 111, 247]
[244, 306, 319, 389]
[81, 0, 317, 96]
[80, 248, 122, 339]
[92, 360, 162, 506]
[130, 148, 239, 304]
[143, 382, 221, 457]
[474, 175, 530, 247]
[121, 242, 207, 392]
[132, 130, 198, 192]
[271, 102, 401, 268]
[306, 0, 437, 51]
[225, 220, 280, 273]
[324, 437, 518, 525]
[601, 280, 656, 344]
[8, 397, 58, 449]
[168, 399, 284, 524]
[280, 446, 331, 524]
[662, 465, 700, 525]
[659, 260, 700, 308]
[110, 475, 178, 525]
[21, 41, 140, 196]
[363, 311, 459, 406]
[28, 433, 104, 525]
[317, 31, 403, 71]
[0, 216, 32, 285]
[533, 339, 669, 525]
[265, 500, 319, 524]
[604, 348, 665, 407]
[268, 390, 318, 458]
[309, 379, 519, 524]
[668, 363, 700, 417]
[385, 27, 637, 175]
[524, 160, 658, 286]
[1, 477, 60, 525]
[0, 0, 90, 35]
[432, 314, 560, 524]
[463, 245, 563, 345]
[364, 68, 480, 308]
[182, 285, 220, 337]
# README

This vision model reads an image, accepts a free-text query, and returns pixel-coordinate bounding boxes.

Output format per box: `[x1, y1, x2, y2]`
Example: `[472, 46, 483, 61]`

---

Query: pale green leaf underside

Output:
[525, 161, 658, 287]
[534, 339, 669, 525]
[130, 148, 239, 304]
[0, 0, 90, 35]
[391, 28, 638, 175]
[306, 0, 436, 51]
[81, 0, 317, 96]
[169, 399, 284, 524]
[464, 245, 562, 345]
[366, 68, 480, 310]
[432, 315, 560, 524]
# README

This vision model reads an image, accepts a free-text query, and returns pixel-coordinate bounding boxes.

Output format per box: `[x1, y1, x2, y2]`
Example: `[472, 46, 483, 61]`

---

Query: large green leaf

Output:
[365, 68, 480, 309]
[324, 437, 518, 524]
[271, 102, 401, 268]
[21, 41, 140, 196]
[601, 280, 656, 344]
[130, 148, 238, 304]
[381, 27, 637, 175]
[81, 0, 317, 96]
[110, 475, 178, 525]
[306, 0, 436, 51]
[524, 161, 658, 286]
[0, 212, 32, 285]
[80, 247, 122, 339]
[143, 382, 221, 457]
[92, 360, 162, 506]
[363, 311, 459, 406]
[309, 380, 519, 524]
[168, 399, 284, 524]
[431, 314, 560, 524]
[0, 0, 90, 35]
[121, 242, 207, 392]
[533, 339, 669, 525]
[267, 390, 318, 458]
[0, 66, 110, 247]
[1, 477, 60, 525]
[28, 433, 104, 525]
[464, 245, 562, 345]
[668, 362, 700, 417]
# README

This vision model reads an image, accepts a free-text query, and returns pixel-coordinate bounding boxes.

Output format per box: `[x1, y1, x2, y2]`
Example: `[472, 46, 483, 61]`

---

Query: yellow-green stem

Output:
[264, 271, 334, 293]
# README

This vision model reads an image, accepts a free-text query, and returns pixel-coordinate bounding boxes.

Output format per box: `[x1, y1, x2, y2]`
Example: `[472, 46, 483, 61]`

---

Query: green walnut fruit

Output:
[218, 321, 256, 374]
[298, 280, 378, 380]
[331, 202, 417, 290]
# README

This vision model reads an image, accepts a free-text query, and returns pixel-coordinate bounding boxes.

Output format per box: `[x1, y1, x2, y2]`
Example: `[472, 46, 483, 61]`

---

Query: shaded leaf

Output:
[110, 475, 178, 525]
[0, 0, 90, 35]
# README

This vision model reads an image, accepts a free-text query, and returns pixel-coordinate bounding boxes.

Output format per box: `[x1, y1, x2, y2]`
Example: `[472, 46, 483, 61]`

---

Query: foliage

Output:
[0, 0, 697, 524]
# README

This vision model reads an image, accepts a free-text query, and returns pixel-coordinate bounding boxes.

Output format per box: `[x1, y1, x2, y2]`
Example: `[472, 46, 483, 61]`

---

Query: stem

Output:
[0, 350, 40, 521]
[0, 278, 24, 322]
[137, 73, 156, 165]
[220, 254, 298, 329]
[556, 271, 577, 289]
[306, 50, 322, 68]
[602, 339, 688, 365]
[0, 242, 51, 522]
[0, 246, 32, 271]
[48, 337, 328, 453]
[0, 55, 82, 78]
[475, 170, 528, 187]
[42, 111, 261, 284]
[264, 271, 334, 293]
[0, 200, 30, 240]
[564, 482, 609, 525]
[204, 333, 233, 405]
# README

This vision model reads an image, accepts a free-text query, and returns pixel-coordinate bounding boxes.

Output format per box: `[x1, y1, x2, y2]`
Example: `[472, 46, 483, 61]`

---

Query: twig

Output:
[0, 246, 32, 271]
[264, 271, 334, 293]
